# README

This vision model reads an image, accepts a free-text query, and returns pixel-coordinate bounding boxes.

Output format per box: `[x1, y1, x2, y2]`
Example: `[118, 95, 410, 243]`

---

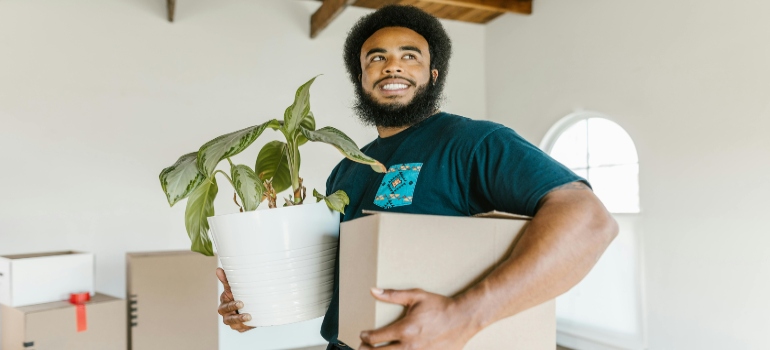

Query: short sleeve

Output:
[469, 127, 588, 216]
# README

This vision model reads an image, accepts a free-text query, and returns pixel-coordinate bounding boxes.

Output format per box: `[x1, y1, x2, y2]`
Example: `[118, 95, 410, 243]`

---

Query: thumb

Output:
[370, 287, 424, 307]
[216, 268, 232, 293]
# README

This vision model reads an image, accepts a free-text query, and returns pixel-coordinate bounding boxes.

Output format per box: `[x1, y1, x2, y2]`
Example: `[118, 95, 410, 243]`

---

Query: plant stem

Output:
[287, 139, 301, 196]
[213, 170, 235, 189]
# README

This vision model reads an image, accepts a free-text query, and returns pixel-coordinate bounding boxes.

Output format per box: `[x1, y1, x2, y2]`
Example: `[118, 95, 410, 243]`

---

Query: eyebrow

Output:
[365, 46, 423, 57]
[400, 46, 422, 54]
[365, 48, 387, 57]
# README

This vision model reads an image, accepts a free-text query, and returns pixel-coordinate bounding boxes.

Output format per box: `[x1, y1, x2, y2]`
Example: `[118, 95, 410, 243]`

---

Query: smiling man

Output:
[217, 5, 618, 350]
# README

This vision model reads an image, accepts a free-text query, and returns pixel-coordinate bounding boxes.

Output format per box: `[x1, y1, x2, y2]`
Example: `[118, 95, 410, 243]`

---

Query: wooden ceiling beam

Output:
[167, 0, 176, 22]
[414, 0, 532, 15]
[311, 0, 357, 38]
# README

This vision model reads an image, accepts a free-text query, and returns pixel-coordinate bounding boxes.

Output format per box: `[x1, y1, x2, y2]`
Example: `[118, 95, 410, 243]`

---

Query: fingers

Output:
[361, 288, 430, 348]
[370, 287, 425, 307]
[223, 312, 251, 325]
[225, 315, 255, 332]
[220, 300, 254, 333]
[359, 343, 401, 350]
[360, 318, 413, 347]
[218, 300, 244, 316]
[216, 268, 253, 332]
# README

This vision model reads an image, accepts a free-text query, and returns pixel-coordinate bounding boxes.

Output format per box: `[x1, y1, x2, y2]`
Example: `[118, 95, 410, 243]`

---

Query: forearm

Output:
[455, 191, 618, 332]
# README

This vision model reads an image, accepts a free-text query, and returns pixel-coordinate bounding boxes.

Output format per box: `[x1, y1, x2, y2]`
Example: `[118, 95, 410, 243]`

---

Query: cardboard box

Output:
[126, 251, 218, 350]
[339, 211, 555, 349]
[0, 293, 126, 350]
[0, 251, 94, 307]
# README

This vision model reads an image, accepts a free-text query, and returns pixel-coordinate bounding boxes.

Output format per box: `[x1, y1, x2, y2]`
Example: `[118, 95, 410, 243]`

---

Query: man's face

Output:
[359, 27, 438, 107]
[353, 27, 442, 128]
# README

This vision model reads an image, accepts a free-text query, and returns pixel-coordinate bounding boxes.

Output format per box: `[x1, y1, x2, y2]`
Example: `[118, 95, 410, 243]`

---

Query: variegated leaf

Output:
[196, 119, 280, 176]
[231, 164, 264, 211]
[283, 76, 318, 134]
[301, 126, 386, 173]
[324, 190, 350, 214]
[184, 177, 218, 256]
[255, 141, 293, 194]
[159, 152, 206, 207]
[296, 111, 316, 146]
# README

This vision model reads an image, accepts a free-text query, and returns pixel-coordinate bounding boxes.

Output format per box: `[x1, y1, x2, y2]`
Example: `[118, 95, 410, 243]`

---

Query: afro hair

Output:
[343, 5, 452, 90]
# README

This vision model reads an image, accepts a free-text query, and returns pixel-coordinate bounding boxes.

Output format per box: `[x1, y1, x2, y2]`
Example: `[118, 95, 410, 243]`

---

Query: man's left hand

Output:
[358, 288, 478, 350]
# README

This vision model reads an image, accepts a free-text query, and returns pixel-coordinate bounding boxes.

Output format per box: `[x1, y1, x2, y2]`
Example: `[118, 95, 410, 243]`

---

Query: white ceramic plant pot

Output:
[208, 201, 340, 327]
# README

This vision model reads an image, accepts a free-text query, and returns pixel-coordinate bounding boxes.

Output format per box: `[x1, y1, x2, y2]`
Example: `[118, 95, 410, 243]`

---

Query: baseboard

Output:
[557, 322, 646, 350]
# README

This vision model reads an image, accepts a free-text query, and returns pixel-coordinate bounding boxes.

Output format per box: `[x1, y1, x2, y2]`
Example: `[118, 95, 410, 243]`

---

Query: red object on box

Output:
[69, 292, 91, 332]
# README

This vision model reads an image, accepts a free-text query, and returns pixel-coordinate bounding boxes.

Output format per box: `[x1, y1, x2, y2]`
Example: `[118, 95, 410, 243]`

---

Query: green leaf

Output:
[255, 141, 294, 194]
[231, 164, 264, 211]
[325, 190, 350, 214]
[196, 119, 280, 176]
[283, 76, 318, 135]
[301, 126, 387, 173]
[184, 177, 218, 256]
[313, 189, 325, 203]
[296, 111, 316, 146]
[159, 152, 206, 207]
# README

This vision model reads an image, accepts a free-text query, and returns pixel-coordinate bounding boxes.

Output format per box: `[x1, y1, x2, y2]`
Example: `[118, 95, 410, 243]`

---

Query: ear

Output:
[358, 74, 362, 82]
[431, 69, 439, 84]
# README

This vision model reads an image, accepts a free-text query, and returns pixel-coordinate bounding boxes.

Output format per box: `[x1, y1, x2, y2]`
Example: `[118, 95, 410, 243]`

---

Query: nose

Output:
[383, 60, 403, 74]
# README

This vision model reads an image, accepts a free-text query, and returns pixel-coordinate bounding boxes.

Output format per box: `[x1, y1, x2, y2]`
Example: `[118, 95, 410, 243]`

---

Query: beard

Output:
[353, 79, 443, 128]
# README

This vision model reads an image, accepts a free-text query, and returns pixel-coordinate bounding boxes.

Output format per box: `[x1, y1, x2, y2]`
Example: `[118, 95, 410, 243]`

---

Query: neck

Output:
[376, 110, 441, 138]
[376, 125, 410, 138]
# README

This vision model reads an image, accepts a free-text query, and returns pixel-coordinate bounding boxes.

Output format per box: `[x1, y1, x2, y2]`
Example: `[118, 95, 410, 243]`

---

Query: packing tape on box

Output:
[69, 292, 91, 332]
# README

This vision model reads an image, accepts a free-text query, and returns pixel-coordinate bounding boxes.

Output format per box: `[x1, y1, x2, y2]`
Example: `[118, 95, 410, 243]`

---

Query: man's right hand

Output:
[216, 267, 255, 332]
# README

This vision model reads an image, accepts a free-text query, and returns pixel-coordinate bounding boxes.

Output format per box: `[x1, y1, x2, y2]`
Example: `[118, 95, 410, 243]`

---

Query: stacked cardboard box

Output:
[126, 251, 219, 350]
[0, 251, 126, 350]
[338, 211, 555, 349]
[1, 293, 126, 350]
[0, 251, 94, 307]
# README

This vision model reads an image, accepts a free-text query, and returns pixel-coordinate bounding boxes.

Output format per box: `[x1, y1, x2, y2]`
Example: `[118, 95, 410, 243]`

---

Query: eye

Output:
[404, 54, 416, 60]
[371, 56, 384, 62]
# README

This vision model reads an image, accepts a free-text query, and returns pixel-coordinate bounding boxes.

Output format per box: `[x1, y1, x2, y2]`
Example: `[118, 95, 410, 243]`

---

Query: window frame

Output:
[542, 111, 647, 350]
[540, 110, 642, 214]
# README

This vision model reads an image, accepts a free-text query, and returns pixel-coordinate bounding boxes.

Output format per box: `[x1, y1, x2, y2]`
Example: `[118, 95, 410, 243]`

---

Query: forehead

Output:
[360, 27, 429, 55]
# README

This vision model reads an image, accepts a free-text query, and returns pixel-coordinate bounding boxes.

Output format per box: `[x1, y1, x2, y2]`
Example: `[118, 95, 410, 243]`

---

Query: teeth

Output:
[382, 84, 409, 91]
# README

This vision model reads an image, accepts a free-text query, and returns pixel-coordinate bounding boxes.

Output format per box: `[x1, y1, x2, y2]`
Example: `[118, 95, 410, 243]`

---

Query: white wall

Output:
[0, 0, 485, 349]
[486, 0, 770, 349]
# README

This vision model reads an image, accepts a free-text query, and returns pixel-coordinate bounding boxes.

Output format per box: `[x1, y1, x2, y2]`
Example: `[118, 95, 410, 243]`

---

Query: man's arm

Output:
[359, 182, 618, 349]
[456, 181, 617, 331]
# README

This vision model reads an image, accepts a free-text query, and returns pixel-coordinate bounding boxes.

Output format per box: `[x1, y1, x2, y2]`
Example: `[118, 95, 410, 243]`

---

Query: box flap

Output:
[473, 211, 531, 220]
[15, 293, 120, 314]
[126, 250, 203, 258]
[361, 210, 531, 221]
[1, 251, 85, 260]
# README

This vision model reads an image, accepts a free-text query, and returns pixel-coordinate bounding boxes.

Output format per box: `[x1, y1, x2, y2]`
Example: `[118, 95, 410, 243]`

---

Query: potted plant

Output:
[159, 76, 385, 326]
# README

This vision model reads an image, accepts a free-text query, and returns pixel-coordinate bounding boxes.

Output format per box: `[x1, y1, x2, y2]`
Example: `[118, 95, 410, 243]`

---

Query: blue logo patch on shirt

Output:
[374, 163, 423, 209]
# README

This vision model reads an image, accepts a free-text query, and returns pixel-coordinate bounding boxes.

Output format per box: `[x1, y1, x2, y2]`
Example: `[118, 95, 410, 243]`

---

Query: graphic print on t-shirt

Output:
[374, 163, 423, 209]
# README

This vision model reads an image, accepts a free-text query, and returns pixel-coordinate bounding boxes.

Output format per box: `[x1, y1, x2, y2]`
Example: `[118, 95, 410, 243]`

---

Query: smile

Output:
[381, 83, 410, 91]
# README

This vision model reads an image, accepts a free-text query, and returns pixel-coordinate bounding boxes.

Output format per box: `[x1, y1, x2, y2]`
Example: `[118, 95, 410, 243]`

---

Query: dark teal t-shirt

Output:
[319, 112, 585, 345]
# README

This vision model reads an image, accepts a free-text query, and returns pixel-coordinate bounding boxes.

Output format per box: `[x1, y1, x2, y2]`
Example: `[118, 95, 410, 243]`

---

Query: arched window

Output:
[542, 111, 645, 350]
[542, 112, 640, 213]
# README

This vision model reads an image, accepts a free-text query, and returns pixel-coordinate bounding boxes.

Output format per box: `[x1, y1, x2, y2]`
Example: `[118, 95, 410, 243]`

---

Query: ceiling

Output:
[164, 0, 532, 38]
[311, 0, 532, 37]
